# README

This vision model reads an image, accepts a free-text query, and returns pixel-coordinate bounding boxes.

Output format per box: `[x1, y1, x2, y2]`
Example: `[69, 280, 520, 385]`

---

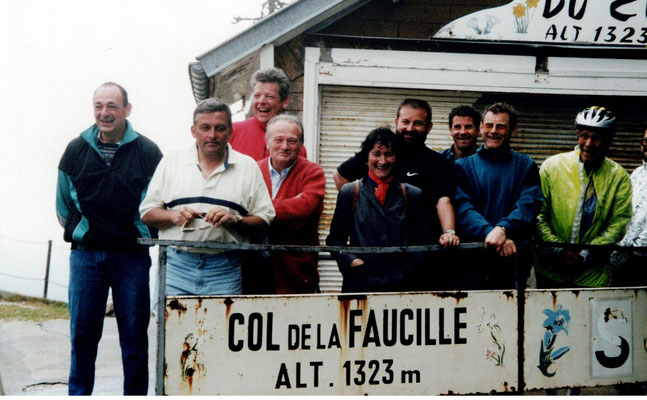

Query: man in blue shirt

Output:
[453, 102, 543, 289]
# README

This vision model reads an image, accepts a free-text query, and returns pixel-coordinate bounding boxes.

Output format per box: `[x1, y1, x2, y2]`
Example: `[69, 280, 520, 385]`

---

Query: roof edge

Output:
[188, 62, 210, 103]
[195, 0, 370, 78]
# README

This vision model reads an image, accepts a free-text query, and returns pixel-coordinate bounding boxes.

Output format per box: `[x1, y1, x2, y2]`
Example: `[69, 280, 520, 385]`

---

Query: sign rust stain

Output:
[224, 297, 234, 319]
[168, 299, 187, 318]
[180, 332, 207, 394]
[431, 291, 469, 303]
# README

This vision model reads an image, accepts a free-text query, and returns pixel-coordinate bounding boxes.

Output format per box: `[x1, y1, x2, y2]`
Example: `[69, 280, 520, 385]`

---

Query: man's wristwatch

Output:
[235, 214, 243, 225]
[444, 229, 456, 235]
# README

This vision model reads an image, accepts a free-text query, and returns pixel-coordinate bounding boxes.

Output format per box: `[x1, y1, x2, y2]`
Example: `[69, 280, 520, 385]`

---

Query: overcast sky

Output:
[0, 0, 276, 300]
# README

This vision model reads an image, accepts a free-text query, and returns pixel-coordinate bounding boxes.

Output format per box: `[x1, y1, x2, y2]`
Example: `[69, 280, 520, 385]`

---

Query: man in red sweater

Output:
[257, 114, 325, 293]
[230, 67, 307, 161]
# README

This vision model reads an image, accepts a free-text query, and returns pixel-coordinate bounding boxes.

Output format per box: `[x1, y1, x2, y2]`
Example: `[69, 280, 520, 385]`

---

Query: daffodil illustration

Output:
[513, 0, 538, 33]
[513, 3, 526, 18]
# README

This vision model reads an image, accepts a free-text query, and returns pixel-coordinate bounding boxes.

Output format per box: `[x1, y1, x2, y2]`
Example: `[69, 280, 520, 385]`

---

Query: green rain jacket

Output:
[536, 147, 632, 287]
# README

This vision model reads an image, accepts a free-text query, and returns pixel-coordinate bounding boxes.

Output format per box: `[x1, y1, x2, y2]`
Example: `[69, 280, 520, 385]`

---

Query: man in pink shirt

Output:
[230, 67, 307, 160]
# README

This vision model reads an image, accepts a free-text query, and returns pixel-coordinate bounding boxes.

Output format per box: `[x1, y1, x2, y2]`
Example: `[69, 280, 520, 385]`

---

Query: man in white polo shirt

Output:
[140, 98, 275, 295]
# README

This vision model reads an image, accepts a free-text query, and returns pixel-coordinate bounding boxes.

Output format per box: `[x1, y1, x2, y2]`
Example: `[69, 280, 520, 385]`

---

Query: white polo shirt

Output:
[140, 143, 275, 253]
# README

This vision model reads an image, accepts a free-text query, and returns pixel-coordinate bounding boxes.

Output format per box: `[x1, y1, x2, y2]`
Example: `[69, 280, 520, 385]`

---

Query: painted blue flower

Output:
[543, 330, 555, 348]
[551, 346, 570, 360]
[538, 304, 572, 378]
[542, 304, 570, 335]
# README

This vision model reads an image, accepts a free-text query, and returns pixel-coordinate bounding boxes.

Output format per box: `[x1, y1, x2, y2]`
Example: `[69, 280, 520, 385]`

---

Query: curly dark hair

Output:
[357, 127, 403, 163]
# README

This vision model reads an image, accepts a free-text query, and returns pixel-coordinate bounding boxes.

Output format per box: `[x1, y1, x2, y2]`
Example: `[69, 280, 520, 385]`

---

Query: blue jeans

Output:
[166, 247, 242, 295]
[68, 249, 151, 395]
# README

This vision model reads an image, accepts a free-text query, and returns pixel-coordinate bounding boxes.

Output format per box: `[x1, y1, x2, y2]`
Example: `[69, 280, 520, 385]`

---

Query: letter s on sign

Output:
[594, 308, 630, 369]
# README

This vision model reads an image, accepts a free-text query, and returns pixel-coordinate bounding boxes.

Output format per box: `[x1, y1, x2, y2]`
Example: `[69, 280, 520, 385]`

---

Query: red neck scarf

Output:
[368, 170, 394, 206]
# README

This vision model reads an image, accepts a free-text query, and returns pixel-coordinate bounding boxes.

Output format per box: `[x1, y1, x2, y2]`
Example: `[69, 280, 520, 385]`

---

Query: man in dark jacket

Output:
[453, 102, 543, 290]
[56, 82, 162, 395]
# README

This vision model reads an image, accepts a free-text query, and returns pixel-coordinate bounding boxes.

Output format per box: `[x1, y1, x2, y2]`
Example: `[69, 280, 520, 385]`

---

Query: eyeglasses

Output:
[576, 131, 605, 144]
[181, 215, 212, 232]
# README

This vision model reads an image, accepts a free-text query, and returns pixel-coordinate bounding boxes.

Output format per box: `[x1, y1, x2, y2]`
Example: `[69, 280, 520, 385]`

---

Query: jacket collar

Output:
[81, 120, 138, 153]
[477, 143, 512, 158]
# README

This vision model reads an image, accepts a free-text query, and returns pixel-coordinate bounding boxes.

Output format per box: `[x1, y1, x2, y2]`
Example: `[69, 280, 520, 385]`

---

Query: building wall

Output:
[275, 36, 306, 115]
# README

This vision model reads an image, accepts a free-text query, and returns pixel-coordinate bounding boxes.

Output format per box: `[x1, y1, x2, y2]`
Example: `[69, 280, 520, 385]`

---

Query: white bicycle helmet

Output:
[575, 106, 617, 132]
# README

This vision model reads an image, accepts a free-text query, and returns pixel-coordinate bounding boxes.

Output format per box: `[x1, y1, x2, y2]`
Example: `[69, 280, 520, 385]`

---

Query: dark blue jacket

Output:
[454, 145, 543, 241]
[56, 122, 162, 252]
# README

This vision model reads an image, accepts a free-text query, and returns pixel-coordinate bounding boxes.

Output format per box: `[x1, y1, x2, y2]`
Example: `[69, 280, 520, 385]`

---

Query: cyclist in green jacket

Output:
[535, 106, 632, 288]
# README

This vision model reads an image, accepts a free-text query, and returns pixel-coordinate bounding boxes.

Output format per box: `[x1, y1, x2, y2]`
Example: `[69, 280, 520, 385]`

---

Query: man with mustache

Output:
[441, 105, 481, 162]
[453, 102, 543, 290]
[536, 106, 632, 288]
[56, 82, 163, 394]
[229, 67, 307, 161]
[139, 98, 275, 296]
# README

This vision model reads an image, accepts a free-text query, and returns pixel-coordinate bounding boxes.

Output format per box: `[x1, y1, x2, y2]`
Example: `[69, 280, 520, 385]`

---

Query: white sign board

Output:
[524, 288, 647, 390]
[433, 0, 647, 47]
[163, 292, 518, 395]
[591, 297, 633, 378]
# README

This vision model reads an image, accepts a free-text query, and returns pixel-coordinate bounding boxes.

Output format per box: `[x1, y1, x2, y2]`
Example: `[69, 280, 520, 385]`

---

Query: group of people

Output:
[55, 69, 323, 394]
[330, 99, 644, 293]
[55, 68, 646, 394]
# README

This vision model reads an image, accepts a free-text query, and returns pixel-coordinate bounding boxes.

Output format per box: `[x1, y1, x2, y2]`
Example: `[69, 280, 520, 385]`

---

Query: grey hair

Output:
[193, 98, 232, 128]
[251, 67, 291, 101]
[95, 82, 128, 106]
[265, 114, 304, 144]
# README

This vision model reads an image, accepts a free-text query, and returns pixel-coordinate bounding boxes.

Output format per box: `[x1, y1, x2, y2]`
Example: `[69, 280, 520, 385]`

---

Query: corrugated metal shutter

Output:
[316, 85, 646, 293]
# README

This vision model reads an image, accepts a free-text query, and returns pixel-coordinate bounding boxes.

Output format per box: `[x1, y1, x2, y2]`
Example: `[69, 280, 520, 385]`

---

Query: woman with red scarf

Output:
[326, 128, 433, 292]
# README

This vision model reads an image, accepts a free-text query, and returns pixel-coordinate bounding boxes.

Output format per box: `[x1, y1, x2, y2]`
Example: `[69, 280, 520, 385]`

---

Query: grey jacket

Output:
[326, 177, 433, 292]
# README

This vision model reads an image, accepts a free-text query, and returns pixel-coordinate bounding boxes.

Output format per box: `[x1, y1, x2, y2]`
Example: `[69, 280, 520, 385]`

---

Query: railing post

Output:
[516, 246, 526, 394]
[42, 239, 52, 299]
[156, 246, 167, 395]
